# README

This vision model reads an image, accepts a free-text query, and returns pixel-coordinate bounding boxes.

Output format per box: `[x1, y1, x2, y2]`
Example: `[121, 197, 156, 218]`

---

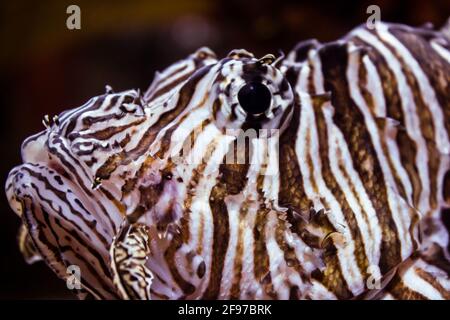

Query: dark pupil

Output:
[237, 82, 272, 115]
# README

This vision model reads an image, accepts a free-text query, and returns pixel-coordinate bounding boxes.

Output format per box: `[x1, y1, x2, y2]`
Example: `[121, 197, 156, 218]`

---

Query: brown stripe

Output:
[385, 272, 428, 300]
[252, 204, 276, 298]
[278, 96, 313, 214]
[309, 95, 363, 298]
[164, 136, 223, 296]
[351, 36, 423, 209]
[163, 234, 196, 296]
[46, 136, 119, 233]
[274, 213, 307, 288]
[390, 27, 450, 140]
[75, 118, 146, 141]
[318, 42, 403, 273]
[148, 72, 193, 101]
[95, 64, 215, 180]
[357, 53, 408, 200]
[415, 266, 450, 299]
[202, 181, 230, 299]
[229, 202, 248, 299]
[377, 30, 440, 211]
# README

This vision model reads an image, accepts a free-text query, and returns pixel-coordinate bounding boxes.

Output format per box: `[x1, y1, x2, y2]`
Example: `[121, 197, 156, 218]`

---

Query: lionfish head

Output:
[5, 46, 301, 299]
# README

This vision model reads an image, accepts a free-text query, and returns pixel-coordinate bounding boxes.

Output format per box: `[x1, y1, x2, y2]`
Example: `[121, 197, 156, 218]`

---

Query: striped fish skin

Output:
[5, 21, 450, 299]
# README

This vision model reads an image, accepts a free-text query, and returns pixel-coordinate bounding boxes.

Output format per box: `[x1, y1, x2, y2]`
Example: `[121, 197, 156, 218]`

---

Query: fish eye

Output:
[237, 82, 272, 115]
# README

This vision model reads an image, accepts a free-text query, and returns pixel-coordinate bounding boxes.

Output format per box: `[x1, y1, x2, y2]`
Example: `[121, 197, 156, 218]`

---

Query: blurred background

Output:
[0, 0, 449, 299]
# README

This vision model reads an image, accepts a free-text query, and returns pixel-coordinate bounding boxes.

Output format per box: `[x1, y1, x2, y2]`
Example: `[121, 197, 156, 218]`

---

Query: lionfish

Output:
[5, 20, 450, 300]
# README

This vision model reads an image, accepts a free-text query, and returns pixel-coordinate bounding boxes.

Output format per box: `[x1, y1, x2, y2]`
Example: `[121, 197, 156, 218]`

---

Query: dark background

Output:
[0, 0, 449, 299]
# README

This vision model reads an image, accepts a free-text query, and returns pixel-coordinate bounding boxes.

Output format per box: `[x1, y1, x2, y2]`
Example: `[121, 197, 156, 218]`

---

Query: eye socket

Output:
[237, 82, 272, 115]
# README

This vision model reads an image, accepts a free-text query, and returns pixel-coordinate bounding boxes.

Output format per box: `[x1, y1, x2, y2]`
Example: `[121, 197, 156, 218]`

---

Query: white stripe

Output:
[362, 54, 414, 205]
[431, 39, 450, 64]
[352, 27, 431, 214]
[220, 136, 269, 298]
[308, 52, 365, 295]
[265, 210, 304, 299]
[346, 46, 413, 261]
[220, 193, 244, 298]
[295, 92, 363, 295]
[187, 134, 235, 297]
[402, 266, 444, 299]
[376, 23, 450, 154]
